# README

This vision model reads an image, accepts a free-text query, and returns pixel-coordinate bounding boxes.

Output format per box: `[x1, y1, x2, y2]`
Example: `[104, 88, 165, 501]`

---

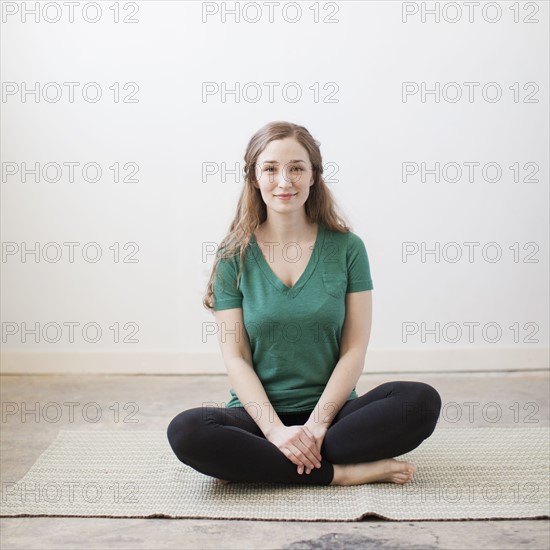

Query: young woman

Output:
[167, 121, 442, 486]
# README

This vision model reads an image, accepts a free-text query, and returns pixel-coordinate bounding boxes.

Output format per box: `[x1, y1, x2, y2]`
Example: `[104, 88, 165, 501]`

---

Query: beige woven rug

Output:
[1, 427, 548, 521]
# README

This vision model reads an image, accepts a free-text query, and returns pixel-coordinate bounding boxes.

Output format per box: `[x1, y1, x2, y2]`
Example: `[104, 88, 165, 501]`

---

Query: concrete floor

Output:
[1, 371, 549, 550]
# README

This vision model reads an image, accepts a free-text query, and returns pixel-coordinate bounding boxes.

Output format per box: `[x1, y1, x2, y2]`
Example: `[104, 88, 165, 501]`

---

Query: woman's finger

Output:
[299, 433, 322, 464]
[289, 442, 317, 470]
[295, 439, 321, 469]
[281, 446, 301, 469]
[301, 428, 323, 461]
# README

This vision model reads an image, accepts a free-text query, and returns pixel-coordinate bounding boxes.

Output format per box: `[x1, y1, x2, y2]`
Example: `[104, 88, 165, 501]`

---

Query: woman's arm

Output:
[213, 307, 285, 437]
[307, 290, 373, 428]
[214, 307, 324, 474]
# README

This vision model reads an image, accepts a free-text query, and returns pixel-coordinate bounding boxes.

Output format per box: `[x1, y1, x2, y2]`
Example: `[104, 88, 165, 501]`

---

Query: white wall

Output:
[1, 1, 548, 373]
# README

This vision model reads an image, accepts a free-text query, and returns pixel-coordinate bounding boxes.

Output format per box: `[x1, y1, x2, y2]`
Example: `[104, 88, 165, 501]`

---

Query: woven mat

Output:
[1, 427, 548, 521]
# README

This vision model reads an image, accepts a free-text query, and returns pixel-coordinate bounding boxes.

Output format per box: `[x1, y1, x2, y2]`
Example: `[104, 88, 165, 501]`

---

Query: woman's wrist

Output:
[305, 414, 331, 429]
[262, 419, 285, 438]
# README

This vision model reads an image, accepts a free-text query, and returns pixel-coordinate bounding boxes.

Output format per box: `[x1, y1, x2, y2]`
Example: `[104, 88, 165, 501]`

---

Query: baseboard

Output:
[1, 348, 548, 375]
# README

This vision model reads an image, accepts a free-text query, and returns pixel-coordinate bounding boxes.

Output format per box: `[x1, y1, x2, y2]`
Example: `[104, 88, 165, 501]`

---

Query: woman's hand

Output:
[265, 425, 323, 475]
[302, 421, 328, 473]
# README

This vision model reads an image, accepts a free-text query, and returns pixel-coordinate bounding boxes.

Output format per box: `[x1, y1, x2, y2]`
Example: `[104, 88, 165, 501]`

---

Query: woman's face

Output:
[254, 137, 314, 213]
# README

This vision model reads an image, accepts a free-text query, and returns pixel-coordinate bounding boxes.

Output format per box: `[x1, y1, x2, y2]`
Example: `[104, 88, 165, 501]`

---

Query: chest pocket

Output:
[322, 273, 347, 299]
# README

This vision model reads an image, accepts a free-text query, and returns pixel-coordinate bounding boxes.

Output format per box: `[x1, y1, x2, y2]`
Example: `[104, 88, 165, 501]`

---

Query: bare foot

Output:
[216, 478, 232, 485]
[330, 458, 417, 486]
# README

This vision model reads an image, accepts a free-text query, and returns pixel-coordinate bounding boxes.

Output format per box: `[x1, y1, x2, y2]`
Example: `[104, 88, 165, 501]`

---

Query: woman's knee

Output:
[401, 382, 442, 431]
[166, 407, 206, 459]
[418, 382, 441, 410]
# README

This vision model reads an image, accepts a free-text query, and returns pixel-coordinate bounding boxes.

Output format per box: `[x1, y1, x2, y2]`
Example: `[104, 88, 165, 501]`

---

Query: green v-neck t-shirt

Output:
[213, 222, 374, 413]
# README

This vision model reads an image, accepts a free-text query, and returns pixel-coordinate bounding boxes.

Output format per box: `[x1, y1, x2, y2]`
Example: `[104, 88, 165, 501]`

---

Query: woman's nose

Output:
[277, 166, 293, 186]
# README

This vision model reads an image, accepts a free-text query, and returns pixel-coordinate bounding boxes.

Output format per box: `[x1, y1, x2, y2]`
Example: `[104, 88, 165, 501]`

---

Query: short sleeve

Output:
[213, 254, 243, 311]
[346, 233, 374, 293]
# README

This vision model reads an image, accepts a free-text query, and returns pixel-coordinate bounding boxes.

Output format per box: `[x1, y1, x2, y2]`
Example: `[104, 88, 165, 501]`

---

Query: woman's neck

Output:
[256, 219, 318, 245]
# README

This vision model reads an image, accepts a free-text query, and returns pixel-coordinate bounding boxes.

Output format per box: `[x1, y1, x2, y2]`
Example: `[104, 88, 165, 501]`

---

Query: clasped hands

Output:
[266, 421, 328, 475]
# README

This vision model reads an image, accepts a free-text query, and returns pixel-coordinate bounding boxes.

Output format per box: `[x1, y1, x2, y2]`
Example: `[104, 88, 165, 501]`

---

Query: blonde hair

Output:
[203, 121, 352, 312]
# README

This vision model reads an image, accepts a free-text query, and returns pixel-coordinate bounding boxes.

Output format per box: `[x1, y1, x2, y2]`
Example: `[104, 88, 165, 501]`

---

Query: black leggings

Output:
[166, 381, 442, 485]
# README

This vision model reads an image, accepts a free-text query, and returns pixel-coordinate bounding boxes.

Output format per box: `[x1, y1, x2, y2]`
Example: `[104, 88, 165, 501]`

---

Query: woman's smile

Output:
[274, 193, 297, 200]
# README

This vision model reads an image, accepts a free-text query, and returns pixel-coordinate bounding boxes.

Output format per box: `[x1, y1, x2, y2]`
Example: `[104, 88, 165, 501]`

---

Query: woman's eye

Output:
[263, 166, 303, 173]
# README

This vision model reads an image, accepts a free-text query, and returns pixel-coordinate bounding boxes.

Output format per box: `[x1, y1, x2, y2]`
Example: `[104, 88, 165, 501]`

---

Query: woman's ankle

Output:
[329, 464, 346, 486]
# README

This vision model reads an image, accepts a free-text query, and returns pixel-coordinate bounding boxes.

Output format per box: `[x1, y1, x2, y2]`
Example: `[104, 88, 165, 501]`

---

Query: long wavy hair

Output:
[203, 121, 352, 312]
